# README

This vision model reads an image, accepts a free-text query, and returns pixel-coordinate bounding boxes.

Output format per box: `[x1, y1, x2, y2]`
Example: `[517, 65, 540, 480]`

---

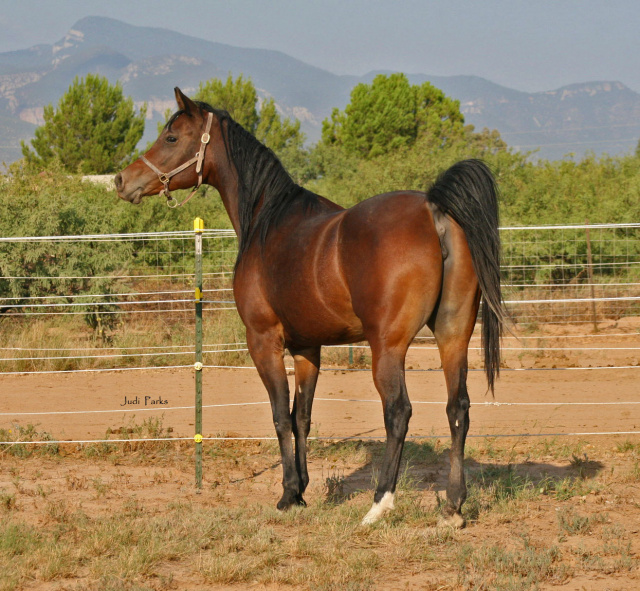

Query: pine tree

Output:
[194, 74, 259, 132]
[21, 74, 146, 174]
[321, 73, 466, 159]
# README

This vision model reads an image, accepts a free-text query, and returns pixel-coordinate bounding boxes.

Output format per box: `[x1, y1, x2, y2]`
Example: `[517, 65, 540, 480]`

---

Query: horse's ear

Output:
[174, 87, 196, 115]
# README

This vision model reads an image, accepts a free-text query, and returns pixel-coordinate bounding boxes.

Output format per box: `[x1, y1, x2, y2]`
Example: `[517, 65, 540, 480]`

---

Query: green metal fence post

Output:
[194, 217, 204, 490]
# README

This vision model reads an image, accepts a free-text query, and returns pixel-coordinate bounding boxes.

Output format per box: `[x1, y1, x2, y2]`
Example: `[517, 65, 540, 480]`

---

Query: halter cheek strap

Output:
[140, 111, 214, 208]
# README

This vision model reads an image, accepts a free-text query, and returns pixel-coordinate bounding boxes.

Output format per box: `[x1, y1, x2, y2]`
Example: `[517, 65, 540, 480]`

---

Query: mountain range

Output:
[1, 16, 639, 164]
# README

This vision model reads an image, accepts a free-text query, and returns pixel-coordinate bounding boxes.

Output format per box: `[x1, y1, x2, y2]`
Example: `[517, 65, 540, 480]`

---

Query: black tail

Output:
[427, 159, 504, 393]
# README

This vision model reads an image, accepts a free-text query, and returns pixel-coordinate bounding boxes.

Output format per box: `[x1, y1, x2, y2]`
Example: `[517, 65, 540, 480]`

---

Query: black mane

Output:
[189, 102, 320, 263]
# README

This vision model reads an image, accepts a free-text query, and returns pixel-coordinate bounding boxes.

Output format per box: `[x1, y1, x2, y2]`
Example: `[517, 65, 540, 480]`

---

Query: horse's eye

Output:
[166, 136, 178, 144]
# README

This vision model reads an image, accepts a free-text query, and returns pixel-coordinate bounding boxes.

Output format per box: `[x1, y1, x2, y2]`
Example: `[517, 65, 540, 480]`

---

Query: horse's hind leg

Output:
[361, 342, 412, 525]
[437, 338, 474, 528]
[429, 230, 480, 528]
[246, 327, 303, 510]
[291, 346, 321, 499]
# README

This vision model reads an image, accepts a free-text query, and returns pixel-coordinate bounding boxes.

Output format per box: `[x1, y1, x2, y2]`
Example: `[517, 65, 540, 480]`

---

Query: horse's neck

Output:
[208, 155, 242, 235]
[217, 185, 243, 235]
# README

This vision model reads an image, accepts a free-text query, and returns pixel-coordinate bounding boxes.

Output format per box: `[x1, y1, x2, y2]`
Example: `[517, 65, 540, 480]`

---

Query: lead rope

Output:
[140, 111, 214, 208]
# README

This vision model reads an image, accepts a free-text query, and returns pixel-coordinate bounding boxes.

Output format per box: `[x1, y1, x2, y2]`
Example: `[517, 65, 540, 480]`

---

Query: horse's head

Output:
[115, 88, 216, 205]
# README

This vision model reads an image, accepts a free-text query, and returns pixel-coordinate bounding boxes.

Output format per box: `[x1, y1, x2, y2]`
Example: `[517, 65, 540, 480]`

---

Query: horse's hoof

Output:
[276, 492, 306, 511]
[437, 512, 466, 529]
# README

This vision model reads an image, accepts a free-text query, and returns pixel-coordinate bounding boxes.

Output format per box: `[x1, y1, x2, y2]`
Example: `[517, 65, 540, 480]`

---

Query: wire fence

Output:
[1, 222, 639, 445]
[501, 222, 640, 325]
[0, 228, 239, 372]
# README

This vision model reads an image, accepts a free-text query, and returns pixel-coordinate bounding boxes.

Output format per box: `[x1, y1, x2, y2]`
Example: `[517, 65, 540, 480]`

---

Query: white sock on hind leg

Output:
[361, 492, 395, 525]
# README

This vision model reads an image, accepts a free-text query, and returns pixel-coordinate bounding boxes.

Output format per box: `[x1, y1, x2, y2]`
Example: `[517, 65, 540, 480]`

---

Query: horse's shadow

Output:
[313, 439, 605, 506]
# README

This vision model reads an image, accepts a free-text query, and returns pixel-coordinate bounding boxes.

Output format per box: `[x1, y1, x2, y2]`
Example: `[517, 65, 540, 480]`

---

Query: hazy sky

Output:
[1, 0, 639, 93]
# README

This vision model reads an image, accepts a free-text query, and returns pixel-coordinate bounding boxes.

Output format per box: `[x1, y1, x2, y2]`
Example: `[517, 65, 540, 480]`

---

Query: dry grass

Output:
[1, 432, 640, 590]
[0, 305, 251, 372]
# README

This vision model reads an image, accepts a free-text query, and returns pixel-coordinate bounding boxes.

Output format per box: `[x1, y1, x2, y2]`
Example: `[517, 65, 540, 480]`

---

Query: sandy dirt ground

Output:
[1, 318, 639, 442]
[1, 320, 640, 590]
[1, 362, 639, 443]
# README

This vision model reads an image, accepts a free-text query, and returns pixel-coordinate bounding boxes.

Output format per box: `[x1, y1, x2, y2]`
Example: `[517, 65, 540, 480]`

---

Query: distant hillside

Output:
[395, 73, 640, 161]
[1, 16, 639, 165]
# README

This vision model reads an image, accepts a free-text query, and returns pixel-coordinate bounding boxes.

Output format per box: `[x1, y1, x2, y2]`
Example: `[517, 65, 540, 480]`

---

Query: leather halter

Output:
[140, 111, 214, 208]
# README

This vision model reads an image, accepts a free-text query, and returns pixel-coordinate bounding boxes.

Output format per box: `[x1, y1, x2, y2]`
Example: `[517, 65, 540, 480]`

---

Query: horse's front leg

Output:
[290, 346, 321, 498]
[247, 327, 303, 510]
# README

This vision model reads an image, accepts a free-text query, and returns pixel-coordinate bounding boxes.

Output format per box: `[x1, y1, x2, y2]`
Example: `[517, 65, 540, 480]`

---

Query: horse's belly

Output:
[282, 316, 365, 348]
[275, 289, 365, 347]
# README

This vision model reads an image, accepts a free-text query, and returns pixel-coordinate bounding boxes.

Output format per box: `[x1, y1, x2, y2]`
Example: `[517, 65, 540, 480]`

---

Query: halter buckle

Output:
[159, 174, 170, 184]
[201, 133, 211, 144]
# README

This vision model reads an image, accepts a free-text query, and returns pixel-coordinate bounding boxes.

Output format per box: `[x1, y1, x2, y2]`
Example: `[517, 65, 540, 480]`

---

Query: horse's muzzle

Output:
[114, 172, 145, 204]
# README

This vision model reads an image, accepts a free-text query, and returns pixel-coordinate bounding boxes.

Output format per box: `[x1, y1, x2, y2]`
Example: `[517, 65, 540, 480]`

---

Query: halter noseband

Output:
[140, 111, 214, 208]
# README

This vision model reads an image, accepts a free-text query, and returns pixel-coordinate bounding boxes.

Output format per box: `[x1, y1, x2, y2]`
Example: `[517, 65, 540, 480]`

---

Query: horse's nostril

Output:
[114, 173, 123, 191]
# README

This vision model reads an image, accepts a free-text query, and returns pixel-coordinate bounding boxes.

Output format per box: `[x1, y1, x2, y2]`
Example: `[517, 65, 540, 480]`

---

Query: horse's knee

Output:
[384, 397, 412, 436]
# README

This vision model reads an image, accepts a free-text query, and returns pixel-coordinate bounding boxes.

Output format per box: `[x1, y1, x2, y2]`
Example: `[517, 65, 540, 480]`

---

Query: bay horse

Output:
[115, 88, 505, 527]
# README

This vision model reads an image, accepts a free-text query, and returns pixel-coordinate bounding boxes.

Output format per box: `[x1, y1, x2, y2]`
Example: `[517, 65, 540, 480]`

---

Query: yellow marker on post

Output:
[194, 217, 204, 233]
[194, 434, 203, 443]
